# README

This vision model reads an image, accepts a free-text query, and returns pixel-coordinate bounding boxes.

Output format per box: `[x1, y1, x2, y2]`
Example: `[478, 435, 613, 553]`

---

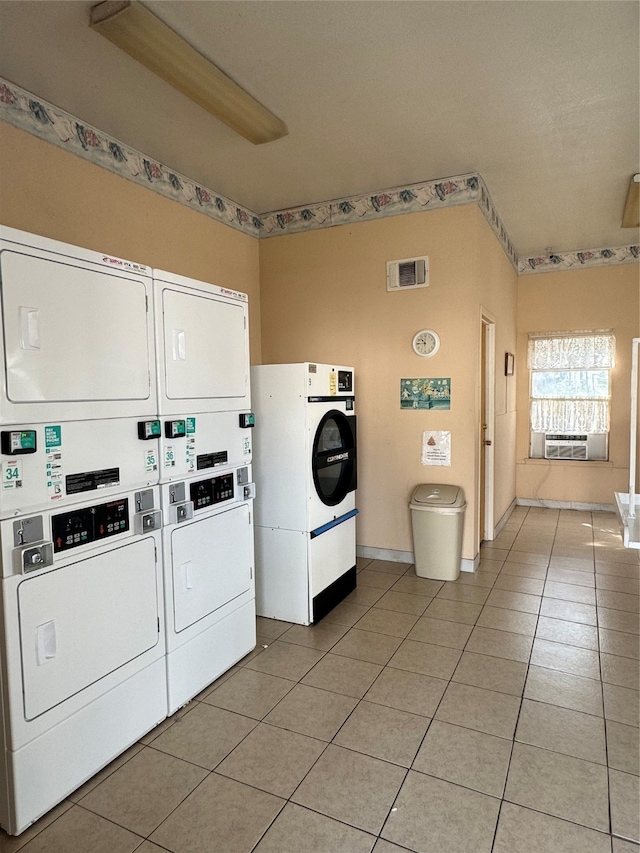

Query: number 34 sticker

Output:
[2, 459, 22, 490]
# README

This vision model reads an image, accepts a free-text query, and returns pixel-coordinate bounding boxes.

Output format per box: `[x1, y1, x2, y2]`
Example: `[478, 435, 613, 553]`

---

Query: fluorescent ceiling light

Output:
[622, 174, 639, 228]
[90, 0, 288, 145]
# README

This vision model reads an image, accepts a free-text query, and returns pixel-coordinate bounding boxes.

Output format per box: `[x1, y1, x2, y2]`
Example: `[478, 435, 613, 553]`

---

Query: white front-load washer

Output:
[252, 363, 358, 625]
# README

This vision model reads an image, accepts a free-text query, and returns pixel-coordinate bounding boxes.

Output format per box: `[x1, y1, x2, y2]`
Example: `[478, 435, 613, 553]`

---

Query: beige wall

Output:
[516, 263, 639, 504]
[0, 123, 262, 362]
[259, 204, 518, 560]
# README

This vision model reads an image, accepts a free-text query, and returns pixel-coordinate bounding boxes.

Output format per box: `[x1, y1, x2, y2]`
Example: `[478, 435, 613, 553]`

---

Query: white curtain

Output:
[529, 332, 614, 434]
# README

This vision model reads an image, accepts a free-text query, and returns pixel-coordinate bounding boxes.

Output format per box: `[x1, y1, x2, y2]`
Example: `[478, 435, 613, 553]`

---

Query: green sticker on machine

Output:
[186, 417, 196, 434]
[45, 425, 62, 450]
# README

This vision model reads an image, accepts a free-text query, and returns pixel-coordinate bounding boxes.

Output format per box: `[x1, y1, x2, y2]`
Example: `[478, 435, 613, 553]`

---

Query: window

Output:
[528, 331, 615, 434]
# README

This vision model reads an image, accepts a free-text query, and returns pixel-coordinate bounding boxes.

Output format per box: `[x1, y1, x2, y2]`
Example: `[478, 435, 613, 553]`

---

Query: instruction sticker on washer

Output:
[185, 417, 196, 472]
[2, 459, 22, 490]
[45, 425, 64, 499]
[329, 372, 337, 395]
[421, 430, 451, 466]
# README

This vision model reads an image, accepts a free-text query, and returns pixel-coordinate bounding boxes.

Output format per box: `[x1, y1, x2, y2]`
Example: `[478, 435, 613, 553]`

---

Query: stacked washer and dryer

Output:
[0, 227, 256, 834]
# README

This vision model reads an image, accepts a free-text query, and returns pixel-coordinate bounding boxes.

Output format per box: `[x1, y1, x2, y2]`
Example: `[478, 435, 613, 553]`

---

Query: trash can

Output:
[410, 484, 466, 580]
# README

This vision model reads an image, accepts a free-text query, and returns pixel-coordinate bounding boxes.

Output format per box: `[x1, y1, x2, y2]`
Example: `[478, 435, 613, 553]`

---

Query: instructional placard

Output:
[421, 430, 451, 466]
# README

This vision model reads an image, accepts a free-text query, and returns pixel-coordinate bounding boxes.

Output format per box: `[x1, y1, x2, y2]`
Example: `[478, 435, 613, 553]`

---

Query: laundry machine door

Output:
[312, 412, 357, 507]
[170, 503, 252, 633]
[18, 537, 160, 721]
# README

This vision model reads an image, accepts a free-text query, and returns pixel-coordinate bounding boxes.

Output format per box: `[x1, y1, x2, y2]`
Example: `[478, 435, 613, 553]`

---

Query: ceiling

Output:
[0, 1, 638, 258]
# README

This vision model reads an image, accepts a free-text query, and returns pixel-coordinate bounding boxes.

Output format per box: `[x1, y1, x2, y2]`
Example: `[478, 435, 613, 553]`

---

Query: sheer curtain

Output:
[528, 331, 615, 433]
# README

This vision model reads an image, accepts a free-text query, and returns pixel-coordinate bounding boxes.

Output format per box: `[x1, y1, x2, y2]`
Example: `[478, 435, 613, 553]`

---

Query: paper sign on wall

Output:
[421, 430, 451, 466]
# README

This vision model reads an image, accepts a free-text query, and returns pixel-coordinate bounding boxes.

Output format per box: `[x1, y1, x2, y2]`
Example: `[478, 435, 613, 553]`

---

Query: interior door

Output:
[171, 503, 252, 632]
[312, 411, 357, 506]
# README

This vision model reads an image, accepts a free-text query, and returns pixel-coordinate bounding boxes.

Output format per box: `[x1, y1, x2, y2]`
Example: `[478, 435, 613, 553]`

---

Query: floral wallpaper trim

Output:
[0, 79, 262, 237]
[518, 246, 639, 274]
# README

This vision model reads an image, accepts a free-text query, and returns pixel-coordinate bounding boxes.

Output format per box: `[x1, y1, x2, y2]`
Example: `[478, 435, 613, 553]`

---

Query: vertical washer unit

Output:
[252, 363, 358, 625]
[0, 227, 166, 835]
[153, 268, 256, 714]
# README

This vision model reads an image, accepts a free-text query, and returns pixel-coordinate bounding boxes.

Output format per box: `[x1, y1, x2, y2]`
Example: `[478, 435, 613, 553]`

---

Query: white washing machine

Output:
[153, 269, 256, 712]
[252, 363, 358, 625]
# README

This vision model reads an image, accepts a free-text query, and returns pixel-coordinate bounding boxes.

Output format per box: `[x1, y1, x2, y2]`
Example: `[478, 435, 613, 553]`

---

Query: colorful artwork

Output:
[401, 378, 451, 410]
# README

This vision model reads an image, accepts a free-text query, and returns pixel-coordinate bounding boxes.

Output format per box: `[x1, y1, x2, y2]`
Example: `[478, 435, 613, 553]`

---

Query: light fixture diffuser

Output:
[89, 0, 288, 145]
[622, 174, 639, 228]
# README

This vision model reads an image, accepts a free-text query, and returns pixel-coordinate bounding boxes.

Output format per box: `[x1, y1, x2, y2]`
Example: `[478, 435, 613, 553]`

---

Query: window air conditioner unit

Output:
[386, 256, 429, 291]
[544, 434, 589, 460]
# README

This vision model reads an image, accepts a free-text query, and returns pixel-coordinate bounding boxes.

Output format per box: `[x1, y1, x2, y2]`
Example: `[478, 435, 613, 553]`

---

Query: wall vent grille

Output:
[386, 256, 429, 291]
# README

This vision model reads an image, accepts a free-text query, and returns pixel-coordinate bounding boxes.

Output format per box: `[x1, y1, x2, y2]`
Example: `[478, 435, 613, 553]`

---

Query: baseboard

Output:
[357, 545, 476, 573]
[494, 499, 518, 536]
[516, 498, 616, 512]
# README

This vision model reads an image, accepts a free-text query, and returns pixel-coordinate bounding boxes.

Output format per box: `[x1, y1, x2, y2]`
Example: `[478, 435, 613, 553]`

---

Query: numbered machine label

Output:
[45, 425, 64, 501]
[2, 459, 22, 490]
[145, 448, 158, 474]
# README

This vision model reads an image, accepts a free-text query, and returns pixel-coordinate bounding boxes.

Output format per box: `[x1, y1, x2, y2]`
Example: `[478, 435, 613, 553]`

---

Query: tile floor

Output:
[2, 507, 639, 853]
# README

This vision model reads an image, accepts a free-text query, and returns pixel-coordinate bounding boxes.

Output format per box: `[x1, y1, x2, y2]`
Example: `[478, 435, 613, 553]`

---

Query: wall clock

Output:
[412, 329, 440, 357]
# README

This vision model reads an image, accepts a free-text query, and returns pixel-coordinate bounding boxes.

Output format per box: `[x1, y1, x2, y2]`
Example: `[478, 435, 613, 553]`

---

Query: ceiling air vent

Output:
[386, 256, 429, 292]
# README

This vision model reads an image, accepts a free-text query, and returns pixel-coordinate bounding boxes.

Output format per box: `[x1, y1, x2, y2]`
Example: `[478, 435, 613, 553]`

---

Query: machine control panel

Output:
[1, 429, 37, 455]
[52, 498, 129, 552]
[138, 419, 161, 440]
[189, 473, 234, 511]
[165, 420, 186, 439]
[197, 451, 228, 470]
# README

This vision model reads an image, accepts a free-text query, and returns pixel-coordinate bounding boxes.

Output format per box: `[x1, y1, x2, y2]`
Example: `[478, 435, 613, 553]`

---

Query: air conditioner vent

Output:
[387, 256, 429, 292]
[544, 434, 589, 460]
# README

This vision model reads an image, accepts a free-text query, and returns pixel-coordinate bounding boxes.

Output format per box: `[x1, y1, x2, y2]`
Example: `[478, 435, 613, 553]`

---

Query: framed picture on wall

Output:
[505, 352, 515, 376]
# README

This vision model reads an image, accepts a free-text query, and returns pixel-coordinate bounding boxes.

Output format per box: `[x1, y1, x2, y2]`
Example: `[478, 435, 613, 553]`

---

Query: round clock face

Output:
[412, 329, 440, 357]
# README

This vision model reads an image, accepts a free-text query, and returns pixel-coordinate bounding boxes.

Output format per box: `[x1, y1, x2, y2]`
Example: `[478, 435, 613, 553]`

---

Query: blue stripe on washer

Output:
[310, 508, 359, 539]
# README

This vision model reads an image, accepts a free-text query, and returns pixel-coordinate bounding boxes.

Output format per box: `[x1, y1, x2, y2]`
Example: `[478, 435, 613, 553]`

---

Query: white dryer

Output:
[153, 269, 256, 713]
[252, 363, 358, 625]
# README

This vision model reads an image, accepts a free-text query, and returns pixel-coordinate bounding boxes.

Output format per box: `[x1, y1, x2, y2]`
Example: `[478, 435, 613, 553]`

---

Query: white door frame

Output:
[481, 312, 496, 541]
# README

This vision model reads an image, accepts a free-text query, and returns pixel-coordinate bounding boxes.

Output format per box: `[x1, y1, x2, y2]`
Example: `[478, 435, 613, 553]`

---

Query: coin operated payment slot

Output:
[165, 420, 186, 439]
[239, 413, 255, 429]
[168, 481, 194, 524]
[1, 430, 37, 455]
[134, 488, 162, 533]
[138, 420, 161, 440]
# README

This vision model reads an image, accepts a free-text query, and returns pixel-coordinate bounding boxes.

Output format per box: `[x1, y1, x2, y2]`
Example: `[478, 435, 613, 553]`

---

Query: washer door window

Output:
[312, 411, 356, 506]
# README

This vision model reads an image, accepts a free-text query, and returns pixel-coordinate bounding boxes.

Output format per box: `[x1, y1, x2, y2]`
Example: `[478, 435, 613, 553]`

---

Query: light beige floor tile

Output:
[256, 617, 294, 639]
[291, 744, 405, 835]
[333, 700, 430, 767]
[465, 626, 533, 663]
[602, 653, 640, 690]
[493, 802, 612, 853]
[139, 702, 197, 744]
[480, 545, 510, 563]
[79, 747, 208, 837]
[390, 575, 444, 597]
[412, 719, 511, 797]
[353, 607, 419, 638]
[356, 557, 373, 570]
[540, 596, 597, 625]
[253, 803, 376, 853]
[530, 638, 601, 679]
[502, 563, 548, 580]
[486, 588, 541, 614]
[15, 806, 143, 853]
[387, 639, 462, 680]
[278, 622, 349, 651]
[597, 561, 640, 578]
[559, 510, 593, 523]
[435, 582, 490, 604]
[407, 615, 473, 649]
[202, 667, 295, 719]
[435, 681, 521, 739]
[610, 769, 640, 843]
[598, 608, 640, 635]
[69, 743, 144, 801]
[549, 555, 597, 572]
[0, 800, 73, 853]
[363, 667, 447, 717]
[357, 570, 397, 590]
[131, 843, 169, 853]
[367, 560, 411, 576]
[612, 837, 640, 852]
[264, 683, 358, 741]
[476, 605, 538, 636]
[323, 601, 371, 627]
[599, 628, 640, 660]
[511, 539, 553, 557]
[150, 773, 284, 853]
[597, 575, 640, 595]
[505, 551, 550, 568]
[516, 699, 606, 764]
[372, 839, 410, 853]
[452, 651, 527, 696]
[493, 574, 545, 595]
[505, 742, 610, 832]
[423, 597, 482, 625]
[215, 722, 326, 798]
[594, 546, 639, 566]
[301, 653, 383, 698]
[381, 770, 500, 853]
[607, 720, 640, 775]
[544, 581, 596, 605]
[343, 586, 386, 607]
[458, 568, 499, 587]
[552, 544, 596, 561]
[536, 616, 599, 650]
[330, 628, 402, 665]
[372, 590, 430, 616]
[597, 590, 640, 614]
[150, 702, 257, 770]
[603, 683, 640, 727]
[547, 568, 596, 587]
[244, 639, 325, 680]
[524, 666, 604, 716]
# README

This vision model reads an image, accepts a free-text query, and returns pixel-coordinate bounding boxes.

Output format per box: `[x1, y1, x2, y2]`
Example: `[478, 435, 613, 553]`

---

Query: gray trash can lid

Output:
[411, 484, 465, 507]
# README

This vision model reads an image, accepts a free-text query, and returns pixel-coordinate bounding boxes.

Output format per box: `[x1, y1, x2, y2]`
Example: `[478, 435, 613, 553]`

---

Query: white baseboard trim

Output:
[516, 498, 615, 512]
[494, 499, 518, 537]
[357, 546, 477, 574]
